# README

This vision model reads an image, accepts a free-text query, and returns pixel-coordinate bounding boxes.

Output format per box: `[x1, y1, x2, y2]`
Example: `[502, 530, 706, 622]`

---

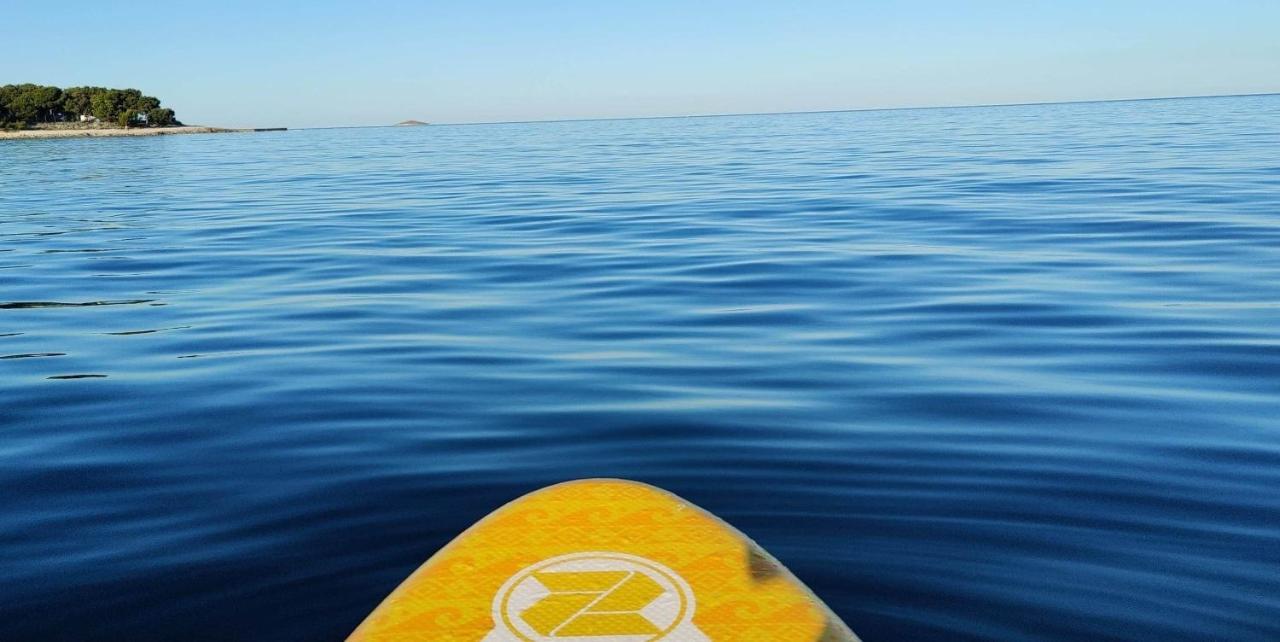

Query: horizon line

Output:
[296, 91, 1279, 131]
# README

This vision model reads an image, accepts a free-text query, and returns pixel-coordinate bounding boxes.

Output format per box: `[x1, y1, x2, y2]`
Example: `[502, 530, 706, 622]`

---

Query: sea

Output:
[2, 94, 1279, 641]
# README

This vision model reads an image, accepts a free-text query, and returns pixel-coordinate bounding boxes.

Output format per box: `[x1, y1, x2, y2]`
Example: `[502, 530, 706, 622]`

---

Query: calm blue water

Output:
[3, 95, 1279, 641]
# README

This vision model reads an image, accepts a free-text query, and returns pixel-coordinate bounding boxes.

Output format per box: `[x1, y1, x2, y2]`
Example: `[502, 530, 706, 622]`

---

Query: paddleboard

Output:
[349, 478, 859, 641]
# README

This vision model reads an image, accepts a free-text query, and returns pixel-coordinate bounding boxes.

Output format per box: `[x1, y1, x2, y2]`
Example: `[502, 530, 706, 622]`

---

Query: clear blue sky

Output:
[3, 1, 1277, 128]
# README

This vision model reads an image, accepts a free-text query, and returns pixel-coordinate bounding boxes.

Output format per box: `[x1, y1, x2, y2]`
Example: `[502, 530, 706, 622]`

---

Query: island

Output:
[0, 84, 281, 140]
[396, 120, 430, 126]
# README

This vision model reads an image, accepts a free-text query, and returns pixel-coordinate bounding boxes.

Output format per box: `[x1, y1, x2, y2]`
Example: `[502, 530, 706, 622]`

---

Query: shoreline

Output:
[0, 126, 285, 140]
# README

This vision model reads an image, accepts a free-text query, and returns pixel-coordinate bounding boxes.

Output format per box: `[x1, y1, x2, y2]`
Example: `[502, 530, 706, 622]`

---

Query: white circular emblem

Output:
[481, 552, 709, 642]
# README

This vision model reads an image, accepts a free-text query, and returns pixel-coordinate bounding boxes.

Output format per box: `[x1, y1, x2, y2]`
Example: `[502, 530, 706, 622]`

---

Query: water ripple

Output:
[1, 95, 1279, 641]
[0, 299, 155, 309]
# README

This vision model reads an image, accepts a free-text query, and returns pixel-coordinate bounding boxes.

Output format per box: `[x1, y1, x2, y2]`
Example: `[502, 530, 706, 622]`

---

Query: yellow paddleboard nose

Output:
[349, 479, 858, 642]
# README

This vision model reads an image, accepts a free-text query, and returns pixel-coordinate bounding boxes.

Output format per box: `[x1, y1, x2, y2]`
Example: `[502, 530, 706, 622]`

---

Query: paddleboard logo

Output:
[482, 552, 710, 641]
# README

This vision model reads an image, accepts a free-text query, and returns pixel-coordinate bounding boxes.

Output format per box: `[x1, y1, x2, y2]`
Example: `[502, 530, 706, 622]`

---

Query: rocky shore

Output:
[0, 125, 278, 140]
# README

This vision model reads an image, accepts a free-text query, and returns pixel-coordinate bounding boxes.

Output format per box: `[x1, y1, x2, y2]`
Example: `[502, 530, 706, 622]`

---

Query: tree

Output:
[118, 109, 141, 128]
[119, 88, 144, 110]
[0, 84, 178, 129]
[0, 85, 20, 126]
[146, 107, 176, 127]
[134, 95, 161, 112]
[61, 86, 97, 118]
[6, 84, 46, 124]
[28, 85, 63, 122]
[91, 91, 119, 121]
[1, 84, 65, 124]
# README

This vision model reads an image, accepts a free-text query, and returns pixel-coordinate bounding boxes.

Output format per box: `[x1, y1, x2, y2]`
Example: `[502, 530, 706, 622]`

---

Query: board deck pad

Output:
[350, 479, 859, 642]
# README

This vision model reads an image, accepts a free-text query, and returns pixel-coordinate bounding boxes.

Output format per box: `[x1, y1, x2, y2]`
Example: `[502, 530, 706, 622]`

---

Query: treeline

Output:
[0, 84, 179, 129]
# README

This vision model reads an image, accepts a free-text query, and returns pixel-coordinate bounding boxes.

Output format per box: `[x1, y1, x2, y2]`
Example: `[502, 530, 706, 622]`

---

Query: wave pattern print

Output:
[1, 95, 1279, 641]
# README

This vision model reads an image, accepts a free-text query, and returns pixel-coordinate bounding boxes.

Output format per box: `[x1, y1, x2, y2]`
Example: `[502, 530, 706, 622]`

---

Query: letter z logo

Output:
[521, 570, 664, 636]
[482, 552, 709, 641]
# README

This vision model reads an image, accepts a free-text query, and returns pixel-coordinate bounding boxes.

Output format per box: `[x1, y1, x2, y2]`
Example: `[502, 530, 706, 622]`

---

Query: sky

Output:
[3, 1, 1277, 128]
